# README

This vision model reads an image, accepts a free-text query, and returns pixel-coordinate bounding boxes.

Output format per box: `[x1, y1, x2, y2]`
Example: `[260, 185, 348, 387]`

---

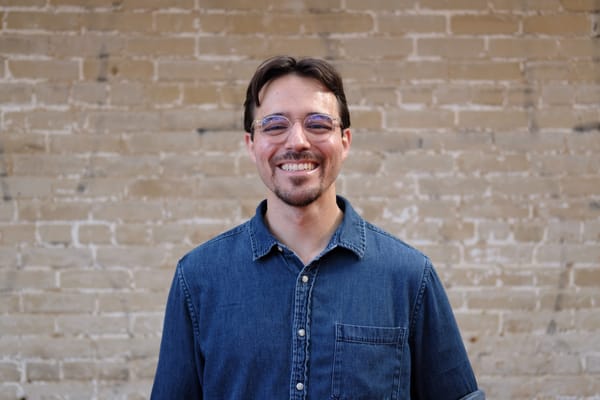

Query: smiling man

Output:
[151, 56, 485, 400]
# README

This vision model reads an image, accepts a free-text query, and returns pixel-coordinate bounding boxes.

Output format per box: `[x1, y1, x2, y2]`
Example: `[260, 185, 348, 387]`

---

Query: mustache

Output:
[274, 151, 321, 163]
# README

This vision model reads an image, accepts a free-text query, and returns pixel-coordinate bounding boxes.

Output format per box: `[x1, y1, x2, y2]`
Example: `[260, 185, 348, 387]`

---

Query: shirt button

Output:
[277, 245, 283, 252]
[296, 382, 304, 391]
[301, 275, 309, 283]
[298, 328, 306, 337]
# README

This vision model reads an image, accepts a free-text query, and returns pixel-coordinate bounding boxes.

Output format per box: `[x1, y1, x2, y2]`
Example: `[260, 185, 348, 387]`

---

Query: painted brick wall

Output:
[1, 1, 599, 399]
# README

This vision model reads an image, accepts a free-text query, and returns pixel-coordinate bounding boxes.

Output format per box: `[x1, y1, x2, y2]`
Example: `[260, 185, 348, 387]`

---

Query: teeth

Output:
[281, 163, 316, 171]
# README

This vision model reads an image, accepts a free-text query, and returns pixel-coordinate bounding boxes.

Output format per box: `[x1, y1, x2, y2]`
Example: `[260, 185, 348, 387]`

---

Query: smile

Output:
[280, 162, 317, 172]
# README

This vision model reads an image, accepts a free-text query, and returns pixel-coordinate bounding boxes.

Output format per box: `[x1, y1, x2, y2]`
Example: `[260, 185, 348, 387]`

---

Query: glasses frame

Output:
[251, 113, 342, 142]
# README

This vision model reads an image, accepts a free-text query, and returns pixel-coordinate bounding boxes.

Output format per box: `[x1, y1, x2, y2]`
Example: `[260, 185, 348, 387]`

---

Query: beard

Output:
[273, 177, 323, 207]
[269, 151, 325, 207]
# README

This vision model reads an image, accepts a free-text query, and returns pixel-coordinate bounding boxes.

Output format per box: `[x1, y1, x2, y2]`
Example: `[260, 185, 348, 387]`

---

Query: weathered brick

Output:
[9, 60, 79, 80]
[0, 1, 598, 397]
[378, 15, 446, 34]
[23, 293, 95, 314]
[524, 14, 592, 34]
[6, 11, 80, 31]
[26, 361, 60, 382]
[60, 269, 132, 289]
[418, 38, 485, 59]
[0, 362, 20, 382]
[452, 14, 520, 34]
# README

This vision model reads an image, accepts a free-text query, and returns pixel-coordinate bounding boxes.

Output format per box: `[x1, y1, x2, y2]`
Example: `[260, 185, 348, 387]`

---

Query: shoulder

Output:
[364, 221, 431, 265]
[178, 221, 251, 272]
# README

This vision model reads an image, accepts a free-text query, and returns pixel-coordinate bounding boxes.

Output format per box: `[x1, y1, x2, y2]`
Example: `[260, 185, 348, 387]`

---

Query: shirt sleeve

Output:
[409, 259, 484, 400]
[150, 263, 203, 399]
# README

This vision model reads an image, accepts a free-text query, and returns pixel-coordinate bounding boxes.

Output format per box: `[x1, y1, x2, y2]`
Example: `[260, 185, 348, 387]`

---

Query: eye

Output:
[261, 116, 290, 134]
[305, 114, 334, 132]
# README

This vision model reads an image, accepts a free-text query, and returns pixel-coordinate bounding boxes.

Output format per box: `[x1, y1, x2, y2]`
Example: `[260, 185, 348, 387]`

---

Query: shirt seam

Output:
[408, 257, 432, 338]
[176, 262, 201, 341]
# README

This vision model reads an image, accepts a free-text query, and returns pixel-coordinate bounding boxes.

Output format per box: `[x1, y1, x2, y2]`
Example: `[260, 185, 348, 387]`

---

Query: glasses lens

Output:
[260, 115, 290, 135]
[304, 114, 335, 133]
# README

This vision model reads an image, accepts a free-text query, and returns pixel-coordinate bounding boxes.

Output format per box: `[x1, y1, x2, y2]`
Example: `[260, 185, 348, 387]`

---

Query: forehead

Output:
[257, 74, 337, 115]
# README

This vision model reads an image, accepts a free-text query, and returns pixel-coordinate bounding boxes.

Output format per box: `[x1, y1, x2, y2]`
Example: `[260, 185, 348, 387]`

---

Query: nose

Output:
[284, 120, 311, 149]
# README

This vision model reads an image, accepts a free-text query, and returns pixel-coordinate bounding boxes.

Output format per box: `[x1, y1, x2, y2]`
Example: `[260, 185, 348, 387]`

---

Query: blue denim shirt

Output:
[151, 196, 484, 400]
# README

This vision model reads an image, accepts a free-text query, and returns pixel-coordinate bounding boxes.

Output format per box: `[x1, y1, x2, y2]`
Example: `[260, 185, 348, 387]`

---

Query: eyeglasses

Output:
[251, 113, 341, 142]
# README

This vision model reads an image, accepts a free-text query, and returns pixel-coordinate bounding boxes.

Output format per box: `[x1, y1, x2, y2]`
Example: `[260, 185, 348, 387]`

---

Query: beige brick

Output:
[537, 245, 600, 264]
[342, 38, 413, 59]
[0, 223, 35, 244]
[449, 61, 522, 80]
[0, 314, 55, 335]
[96, 245, 170, 269]
[386, 109, 454, 129]
[466, 289, 537, 310]
[6, 11, 80, 31]
[0, 34, 51, 56]
[21, 247, 93, 269]
[183, 85, 220, 105]
[574, 268, 600, 286]
[92, 201, 163, 222]
[23, 293, 95, 314]
[126, 37, 195, 56]
[56, 315, 129, 336]
[384, 153, 454, 174]
[561, 177, 600, 196]
[78, 224, 112, 245]
[60, 269, 132, 289]
[378, 15, 446, 34]
[451, 14, 520, 34]
[561, 0, 600, 11]
[63, 361, 129, 381]
[524, 14, 592, 34]
[418, 38, 485, 59]
[398, 85, 433, 105]
[0, 362, 20, 382]
[97, 292, 166, 313]
[460, 196, 530, 219]
[0, 294, 20, 313]
[489, 38, 560, 58]
[157, 60, 232, 81]
[0, 83, 33, 103]
[9, 60, 79, 80]
[490, 0, 562, 11]
[350, 109, 383, 129]
[490, 176, 560, 196]
[81, 12, 153, 32]
[197, 0, 339, 10]
[83, 57, 154, 81]
[346, 0, 415, 9]
[0, 269, 55, 290]
[420, 0, 489, 9]
[155, 12, 196, 33]
[27, 361, 60, 382]
[456, 153, 529, 174]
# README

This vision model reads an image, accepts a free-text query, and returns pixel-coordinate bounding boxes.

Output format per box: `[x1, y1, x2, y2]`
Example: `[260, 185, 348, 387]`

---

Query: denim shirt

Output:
[151, 196, 485, 400]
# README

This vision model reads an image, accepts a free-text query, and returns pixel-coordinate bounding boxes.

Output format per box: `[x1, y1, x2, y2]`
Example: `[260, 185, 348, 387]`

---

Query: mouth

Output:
[279, 162, 318, 172]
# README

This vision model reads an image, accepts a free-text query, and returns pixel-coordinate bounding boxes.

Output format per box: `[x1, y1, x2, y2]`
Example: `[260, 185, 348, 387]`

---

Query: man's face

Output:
[245, 74, 351, 208]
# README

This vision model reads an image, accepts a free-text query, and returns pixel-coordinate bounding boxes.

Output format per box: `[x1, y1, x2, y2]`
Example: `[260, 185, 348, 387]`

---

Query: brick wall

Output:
[1, 1, 599, 399]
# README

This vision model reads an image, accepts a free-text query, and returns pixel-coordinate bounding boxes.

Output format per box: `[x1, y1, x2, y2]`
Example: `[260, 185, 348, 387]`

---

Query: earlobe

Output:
[244, 132, 257, 163]
[342, 128, 352, 149]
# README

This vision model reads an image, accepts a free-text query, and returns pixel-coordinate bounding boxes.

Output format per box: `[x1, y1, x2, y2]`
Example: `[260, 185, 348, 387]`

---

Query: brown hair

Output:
[243, 56, 351, 138]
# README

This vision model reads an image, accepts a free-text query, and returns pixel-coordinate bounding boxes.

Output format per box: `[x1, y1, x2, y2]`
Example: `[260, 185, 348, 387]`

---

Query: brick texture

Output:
[1, 1, 599, 399]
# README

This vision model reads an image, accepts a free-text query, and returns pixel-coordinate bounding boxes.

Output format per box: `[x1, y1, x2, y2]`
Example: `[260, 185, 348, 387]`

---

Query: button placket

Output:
[289, 268, 315, 399]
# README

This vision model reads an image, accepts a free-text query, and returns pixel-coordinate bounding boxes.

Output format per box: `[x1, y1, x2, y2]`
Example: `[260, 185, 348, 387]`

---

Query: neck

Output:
[264, 192, 343, 265]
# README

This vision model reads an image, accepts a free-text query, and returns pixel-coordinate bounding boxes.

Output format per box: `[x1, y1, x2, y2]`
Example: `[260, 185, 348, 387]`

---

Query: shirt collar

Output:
[248, 196, 366, 261]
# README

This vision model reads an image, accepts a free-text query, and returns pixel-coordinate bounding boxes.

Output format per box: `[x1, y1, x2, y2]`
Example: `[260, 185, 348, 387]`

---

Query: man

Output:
[151, 56, 485, 399]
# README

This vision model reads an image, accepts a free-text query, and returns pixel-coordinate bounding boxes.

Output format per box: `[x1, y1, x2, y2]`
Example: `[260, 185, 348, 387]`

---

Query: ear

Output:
[244, 132, 257, 163]
[341, 128, 352, 159]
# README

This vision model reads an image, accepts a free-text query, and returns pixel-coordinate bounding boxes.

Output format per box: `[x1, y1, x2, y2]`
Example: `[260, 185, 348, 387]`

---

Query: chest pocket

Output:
[331, 323, 407, 400]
